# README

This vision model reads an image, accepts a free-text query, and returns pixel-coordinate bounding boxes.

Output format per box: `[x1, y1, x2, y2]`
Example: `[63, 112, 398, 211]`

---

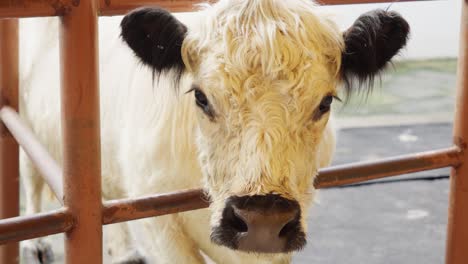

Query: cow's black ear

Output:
[341, 9, 409, 95]
[121, 7, 187, 79]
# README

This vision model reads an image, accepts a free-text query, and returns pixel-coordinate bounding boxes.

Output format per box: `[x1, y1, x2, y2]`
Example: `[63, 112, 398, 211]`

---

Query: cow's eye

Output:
[192, 88, 214, 118]
[195, 89, 209, 109]
[313, 95, 338, 121]
[319, 95, 333, 113]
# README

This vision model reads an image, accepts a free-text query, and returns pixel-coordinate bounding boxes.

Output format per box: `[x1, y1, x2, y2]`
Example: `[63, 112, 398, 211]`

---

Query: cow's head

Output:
[121, 0, 409, 256]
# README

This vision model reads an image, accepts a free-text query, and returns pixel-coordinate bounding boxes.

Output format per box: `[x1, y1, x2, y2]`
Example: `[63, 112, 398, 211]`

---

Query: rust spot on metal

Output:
[454, 137, 467, 150]
[51, 0, 72, 15]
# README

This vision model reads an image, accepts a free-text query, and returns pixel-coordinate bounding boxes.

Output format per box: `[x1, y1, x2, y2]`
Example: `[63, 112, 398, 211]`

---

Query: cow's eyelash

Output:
[333, 95, 342, 102]
[185, 86, 197, 94]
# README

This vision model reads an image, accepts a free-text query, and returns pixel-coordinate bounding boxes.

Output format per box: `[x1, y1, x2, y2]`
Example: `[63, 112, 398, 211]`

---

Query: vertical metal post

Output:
[0, 19, 19, 264]
[59, 0, 102, 262]
[446, 1, 468, 264]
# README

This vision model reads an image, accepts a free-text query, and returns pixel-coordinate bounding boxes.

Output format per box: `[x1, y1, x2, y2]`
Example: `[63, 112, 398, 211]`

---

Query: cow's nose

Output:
[232, 204, 299, 252]
[211, 194, 306, 253]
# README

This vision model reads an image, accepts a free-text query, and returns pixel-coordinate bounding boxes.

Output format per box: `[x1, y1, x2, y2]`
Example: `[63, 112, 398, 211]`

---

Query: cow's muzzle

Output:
[210, 194, 306, 253]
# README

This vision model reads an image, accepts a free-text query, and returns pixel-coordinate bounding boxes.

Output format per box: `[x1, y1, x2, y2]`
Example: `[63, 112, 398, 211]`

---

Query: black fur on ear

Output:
[120, 7, 188, 82]
[341, 9, 410, 96]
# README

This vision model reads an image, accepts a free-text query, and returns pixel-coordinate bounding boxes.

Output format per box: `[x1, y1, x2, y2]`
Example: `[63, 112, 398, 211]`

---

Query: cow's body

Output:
[19, 1, 409, 263]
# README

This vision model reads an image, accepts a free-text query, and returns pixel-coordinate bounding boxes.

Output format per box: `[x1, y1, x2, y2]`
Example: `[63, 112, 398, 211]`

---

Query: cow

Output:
[19, 0, 409, 263]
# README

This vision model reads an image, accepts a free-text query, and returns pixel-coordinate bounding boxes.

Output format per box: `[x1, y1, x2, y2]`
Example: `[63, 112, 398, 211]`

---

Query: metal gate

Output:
[0, 0, 466, 263]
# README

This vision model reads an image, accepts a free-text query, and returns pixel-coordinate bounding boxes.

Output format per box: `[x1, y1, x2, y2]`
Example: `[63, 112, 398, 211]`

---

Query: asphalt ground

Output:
[294, 123, 452, 264]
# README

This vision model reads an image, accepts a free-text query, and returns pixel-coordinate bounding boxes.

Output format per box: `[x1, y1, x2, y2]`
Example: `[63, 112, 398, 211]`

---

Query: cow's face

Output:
[121, 0, 409, 255]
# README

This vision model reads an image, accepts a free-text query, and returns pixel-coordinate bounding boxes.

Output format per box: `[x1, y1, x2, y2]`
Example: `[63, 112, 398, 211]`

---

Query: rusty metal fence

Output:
[0, 0, 466, 263]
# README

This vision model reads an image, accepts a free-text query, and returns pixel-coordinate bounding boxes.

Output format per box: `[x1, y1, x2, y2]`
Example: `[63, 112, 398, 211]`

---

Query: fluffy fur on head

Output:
[118, 0, 409, 257]
[182, 0, 344, 83]
[179, 0, 344, 239]
[341, 9, 410, 95]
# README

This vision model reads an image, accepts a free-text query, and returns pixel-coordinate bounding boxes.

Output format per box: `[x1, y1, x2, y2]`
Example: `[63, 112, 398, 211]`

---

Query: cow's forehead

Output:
[190, 0, 344, 97]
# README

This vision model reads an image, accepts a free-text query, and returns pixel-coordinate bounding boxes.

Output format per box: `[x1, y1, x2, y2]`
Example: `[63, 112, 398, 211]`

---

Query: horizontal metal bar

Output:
[0, 0, 431, 18]
[103, 188, 209, 225]
[0, 0, 73, 18]
[0, 208, 73, 245]
[0, 106, 64, 202]
[103, 147, 462, 224]
[316, 0, 433, 5]
[0, 146, 460, 242]
[315, 146, 462, 188]
[98, 0, 215, 16]
[99, 0, 436, 16]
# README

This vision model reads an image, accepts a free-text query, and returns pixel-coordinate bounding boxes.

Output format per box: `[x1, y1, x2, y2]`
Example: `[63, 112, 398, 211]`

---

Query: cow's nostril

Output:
[229, 209, 248, 232]
[279, 218, 299, 237]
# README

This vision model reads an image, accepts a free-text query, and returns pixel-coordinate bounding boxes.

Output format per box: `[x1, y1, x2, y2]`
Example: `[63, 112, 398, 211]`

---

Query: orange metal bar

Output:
[0, 0, 429, 18]
[103, 189, 209, 225]
[0, 209, 73, 246]
[103, 147, 462, 225]
[316, 147, 462, 188]
[316, 0, 431, 4]
[446, 1, 468, 263]
[0, 0, 73, 18]
[59, 0, 103, 262]
[98, 0, 215, 16]
[98, 0, 431, 16]
[0, 146, 461, 243]
[0, 19, 19, 264]
[0, 106, 63, 202]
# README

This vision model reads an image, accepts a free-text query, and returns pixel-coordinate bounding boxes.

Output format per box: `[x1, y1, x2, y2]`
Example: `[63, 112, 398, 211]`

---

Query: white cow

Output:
[19, 0, 409, 263]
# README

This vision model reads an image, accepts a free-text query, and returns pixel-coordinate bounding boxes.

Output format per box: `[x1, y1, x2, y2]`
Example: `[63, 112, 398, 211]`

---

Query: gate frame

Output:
[0, 0, 466, 263]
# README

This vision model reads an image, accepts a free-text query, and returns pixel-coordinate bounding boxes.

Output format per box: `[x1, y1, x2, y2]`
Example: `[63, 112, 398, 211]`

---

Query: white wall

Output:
[322, 0, 462, 60]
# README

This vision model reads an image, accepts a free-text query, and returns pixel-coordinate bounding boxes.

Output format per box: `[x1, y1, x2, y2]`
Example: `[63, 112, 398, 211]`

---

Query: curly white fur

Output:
[182, 0, 342, 234]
